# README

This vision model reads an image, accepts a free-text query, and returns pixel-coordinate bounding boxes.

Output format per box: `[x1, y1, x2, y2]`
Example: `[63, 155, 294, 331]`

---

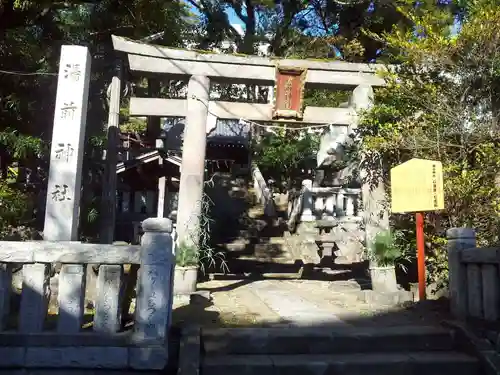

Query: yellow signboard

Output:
[390, 159, 444, 213]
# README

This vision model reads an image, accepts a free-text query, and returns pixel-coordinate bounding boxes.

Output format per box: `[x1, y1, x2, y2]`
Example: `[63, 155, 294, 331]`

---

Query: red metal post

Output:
[416, 212, 426, 301]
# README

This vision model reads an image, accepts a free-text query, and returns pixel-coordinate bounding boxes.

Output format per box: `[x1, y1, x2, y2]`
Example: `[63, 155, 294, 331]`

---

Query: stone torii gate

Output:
[111, 35, 388, 249]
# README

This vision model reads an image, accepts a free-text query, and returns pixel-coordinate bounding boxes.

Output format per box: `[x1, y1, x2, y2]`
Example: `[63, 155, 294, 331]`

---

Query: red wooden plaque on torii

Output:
[273, 65, 307, 120]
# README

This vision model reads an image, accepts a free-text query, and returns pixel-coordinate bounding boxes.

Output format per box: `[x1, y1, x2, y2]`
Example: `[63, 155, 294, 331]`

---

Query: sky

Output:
[184, 0, 462, 53]
[226, 8, 244, 26]
[186, 1, 244, 28]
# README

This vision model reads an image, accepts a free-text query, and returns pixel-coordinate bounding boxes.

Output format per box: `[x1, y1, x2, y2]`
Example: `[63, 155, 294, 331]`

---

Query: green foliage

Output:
[0, 129, 45, 159]
[358, 0, 500, 290]
[176, 242, 199, 267]
[119, 118, 147, 135]
[303, 89, 350, 108]
[119, 100, 147, 134]
[0, 181, 30, 231]
[425, 234, 449, 292]
[189, 0, 430, 60]
[0, 0, 467, 245]
[253, 130, 319, 189]
[182, 193, 228, 273]
[0, 0, 192, 236]
[369, 230, 413, 269]
[253, 89, 347, 189]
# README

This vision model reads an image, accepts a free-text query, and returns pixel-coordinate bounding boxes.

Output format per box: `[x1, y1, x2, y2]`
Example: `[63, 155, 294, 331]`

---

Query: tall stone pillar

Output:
[176, 75, 210, 246]
[349, 85, 389, 255]
[100, 60, 122, 244]
[44, 45, 91, 241]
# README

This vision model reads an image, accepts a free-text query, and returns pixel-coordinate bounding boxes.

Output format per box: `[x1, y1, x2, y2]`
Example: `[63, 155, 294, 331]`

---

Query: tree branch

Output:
[0, 0, 97, 31]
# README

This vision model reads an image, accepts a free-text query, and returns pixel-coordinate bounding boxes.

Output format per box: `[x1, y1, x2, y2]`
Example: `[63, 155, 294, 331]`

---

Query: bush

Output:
[369, 230, 413, 270]
[0, 181, 30, 232]
[0, 181, 39, 241]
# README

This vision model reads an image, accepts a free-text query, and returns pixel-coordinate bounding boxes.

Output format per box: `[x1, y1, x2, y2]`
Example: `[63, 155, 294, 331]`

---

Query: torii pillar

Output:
[175, 75, 210, 246]
[349, 85, 389, 252]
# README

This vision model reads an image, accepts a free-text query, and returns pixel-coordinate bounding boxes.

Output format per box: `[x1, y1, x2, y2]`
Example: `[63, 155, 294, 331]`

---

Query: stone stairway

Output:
[223, 237, 299, 276]
[217, 190, 301, 277]
[200, 326, 482, 375]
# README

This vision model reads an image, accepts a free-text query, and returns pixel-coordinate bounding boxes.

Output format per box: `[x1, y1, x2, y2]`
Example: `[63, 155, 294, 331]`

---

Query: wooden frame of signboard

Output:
[272, 65, 307, 119]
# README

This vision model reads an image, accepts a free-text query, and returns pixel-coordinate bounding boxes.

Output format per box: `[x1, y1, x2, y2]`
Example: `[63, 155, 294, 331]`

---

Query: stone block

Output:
[0, 265, 11, 329]
[355, 290, 414, 305]
[272, 355, 331, 375]
[129, 346, 167, 370]
[2, 371, 146, 375]
[57, 264, 86, 332]
[93, 265, 123, 334]
[134, 263, 171, 341]
[202, 353, 479, 375]
[20, 264, 50, 333]
[0, 348, 25, 367]
[178, 326, 200, 375]
[24, 347, 128, 368]
[202, 326, 454, 356]
[202, 355, 274, 375]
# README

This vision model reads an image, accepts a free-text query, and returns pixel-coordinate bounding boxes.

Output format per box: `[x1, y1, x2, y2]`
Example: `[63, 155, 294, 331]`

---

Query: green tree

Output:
[186, 0, 455, 61]
[357, 0, 500, 290]
[0, 0, 192, 237]
[253, 129, 319, 190]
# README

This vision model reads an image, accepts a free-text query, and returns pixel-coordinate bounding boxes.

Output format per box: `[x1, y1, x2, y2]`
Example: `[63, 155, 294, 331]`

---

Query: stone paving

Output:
[172, 278, 450, 328]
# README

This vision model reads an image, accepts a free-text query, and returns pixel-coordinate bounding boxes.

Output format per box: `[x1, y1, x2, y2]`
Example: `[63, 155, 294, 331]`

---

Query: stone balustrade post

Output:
[447, 228, 476, 320]
[314, 195, 324, 217]
[336, 191, 344, 218]
[130, 217, 174, 370]
[345, 195, 355, 217]
[325, 195, 335, 219]
[300, 179, 315, 222]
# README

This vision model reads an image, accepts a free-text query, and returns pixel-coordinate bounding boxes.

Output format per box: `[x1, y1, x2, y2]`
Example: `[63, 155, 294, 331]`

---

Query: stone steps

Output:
[200, 326, 483, 375]
[223, 238, 287, 252]
[202, 326, 455, 354]
[202, 352, 480, 375]
[222, 237, 294, 262]
[224, 237, 287, 246]
[222, 258, 301, 277]
[222, 236, 298, 277]
[230, 255, 295, 263]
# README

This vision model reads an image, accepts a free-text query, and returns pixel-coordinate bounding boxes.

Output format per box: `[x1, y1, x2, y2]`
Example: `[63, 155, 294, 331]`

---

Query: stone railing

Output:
[287, 179, 362, 231]
[251, 162, 276, 217]
[0, 217, 174, 370]
[447, 228, 500, 322]
[287, 188, 304, 232]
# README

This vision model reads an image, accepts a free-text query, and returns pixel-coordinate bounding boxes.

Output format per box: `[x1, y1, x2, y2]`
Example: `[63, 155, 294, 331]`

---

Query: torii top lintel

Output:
[111, 35, 386, 89]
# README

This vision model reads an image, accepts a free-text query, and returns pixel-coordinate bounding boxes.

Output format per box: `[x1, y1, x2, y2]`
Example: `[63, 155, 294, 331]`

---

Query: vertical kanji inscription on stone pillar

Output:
[44, 46, 91, 241]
